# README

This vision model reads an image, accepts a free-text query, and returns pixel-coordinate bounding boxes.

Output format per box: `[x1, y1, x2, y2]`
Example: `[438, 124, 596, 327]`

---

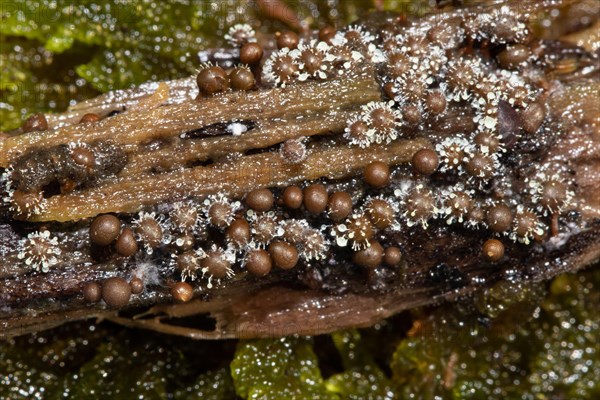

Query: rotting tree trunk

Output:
[1, 0, 599, 339]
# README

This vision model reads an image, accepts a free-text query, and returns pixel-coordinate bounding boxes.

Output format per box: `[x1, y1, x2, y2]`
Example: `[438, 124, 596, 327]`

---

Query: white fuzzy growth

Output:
[343, 114, 376, 148]
[132, 260, 161, 286]
[436, 135, 470, 174]
[17, 230, 61, 273]
[227, 121, 249, 136]
[360, 101, 402, 144]
[224, 23, 256, 47]
[132, 211, 170, 254]
[290, 39, 336, 81]
[261, 47, 299, 87]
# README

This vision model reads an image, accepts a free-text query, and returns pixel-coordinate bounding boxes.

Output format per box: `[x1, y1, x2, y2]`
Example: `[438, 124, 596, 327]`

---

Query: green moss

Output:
[390, 270, 600, 399]
[231, 337, 336, 399]
[173, 368, 236, 400]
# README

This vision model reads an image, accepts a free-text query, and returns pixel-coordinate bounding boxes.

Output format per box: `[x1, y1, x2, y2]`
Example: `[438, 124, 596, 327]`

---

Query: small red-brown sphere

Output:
[83, 282, 102, 302]
[89, 214, 121, 246]
[226, 218, 251, 248]
[129, 277, 144, 294]
[197, 66, 230, 95]
[71, 146, 96, 168]
[487, 204, 514, 233]
[22, 113, 48, 132]
[115, 227, 138, 257]
[364, 161, 390, 188]
[101, 277, 132, 308]
[352, 240, 384, 269]
[240, 42, 264, 65]
[79, 113, 101, 124]
[482, 239, 505, 262]
[384, 246, 402, 266]
[245, 249, 273, 277]
[318, 25, 336, 43]
[245, 188, 274, 212]
[229, 67, 256, 91]
[276, 31, 300, 49]
[171, 282, 194, 302]
[328, 192, 353, 222]
[412, 149, 439, 175]
[268, 241, 299, 270]
[282, 186, 303, 209]
[303, 184, 329, 214]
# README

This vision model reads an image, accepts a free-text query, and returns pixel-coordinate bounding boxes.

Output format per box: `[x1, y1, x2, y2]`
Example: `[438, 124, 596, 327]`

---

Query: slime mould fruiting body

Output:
[1, 1, 599, 338]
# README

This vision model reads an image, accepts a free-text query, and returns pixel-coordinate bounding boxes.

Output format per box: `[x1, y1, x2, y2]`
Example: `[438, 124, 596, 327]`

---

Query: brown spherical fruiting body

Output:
[176, 251, 199, 274]
[383, 82, 397, 100]
[276, 31, 299, 49]
[346, 120, 371, 143]
[114, 227, 138, 257]
[208, 202, 234, 228]
[71, 146, 96, 168]
[282, 186, 303, 209]
[280, 138, 307, 164]
[252, 215, 279, 244]
[487, 204, 514, 233]
[135, 217, 163, 248]
[196, 66, 230, 95]
[405, 187, 436, 224]
[465, 153, 495, 179]
[303, 184, 329, 214]
[521, 102, 545, 134]
[82, 282, 102, 302]
[370, 107, 397, 134]
[89, 214, 121, 246]
[202, 251, 232, 279]
[474, 131, 501, 153]
[447, 191, 474, 220]
[385, 53, 411, 78]
[539, 180, 568, 211]
[347, 215, 375, 245]
[514, 209, 541, 238]
[79, 113, 101, 124]
[482, 239, 504, 262]
[240, 42, 264, 65]
[364, 161, 390, 188]
[268, 241, 299, 270]
[170, 205, 198, 232]
[402, 103, 422, 125]
[318, 25, 336, 43]
[171, 282, 194, 303]
[412, 149, 439, 175]
[272, 55, 299, 83]
[226, 218, 251, 248]
[101, 277, 132, 308]
[496, 44, 531, 70]
[173, 232, 195, 252]
[384, 246, 402, 266]
[129, 277, 144, 294]
[425, 90, 447, 115]
[22, 113, 48, 132]
[245, 188, 274, 212]
[229, 67, 256, 91]
[366, 199, 395, 229]
[328, 191, 353, 222]
[352, 240, 384, 269]
[280, 220, 306, 243]
[245, 249, 273, 277]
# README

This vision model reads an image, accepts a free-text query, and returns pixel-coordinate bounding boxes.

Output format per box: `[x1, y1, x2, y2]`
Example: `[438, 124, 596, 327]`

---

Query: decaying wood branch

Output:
[1, 0, 599, 339]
